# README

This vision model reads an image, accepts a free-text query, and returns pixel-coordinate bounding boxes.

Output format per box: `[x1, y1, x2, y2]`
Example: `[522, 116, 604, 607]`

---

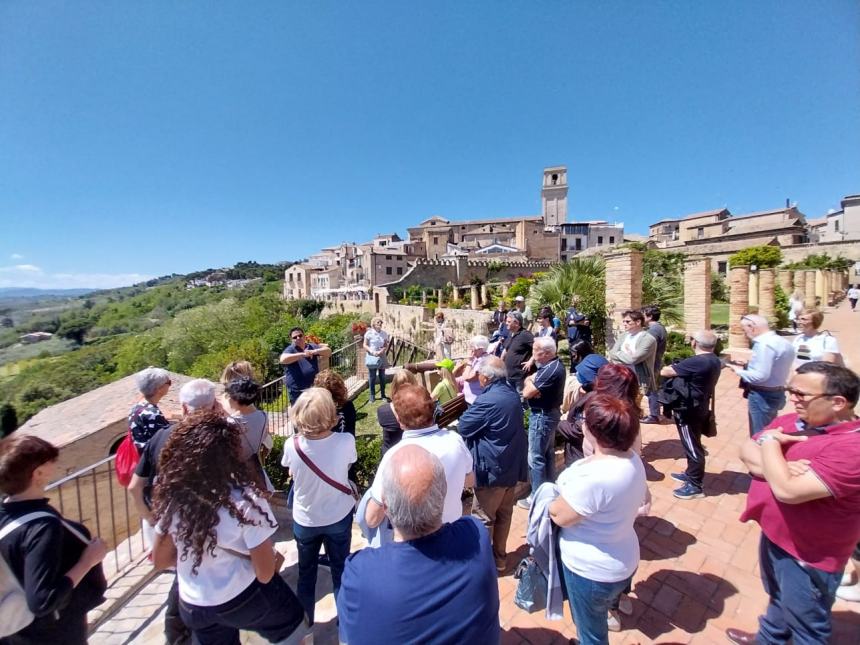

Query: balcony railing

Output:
[259, 335, 432, 436]
[46, 455, 145, 579]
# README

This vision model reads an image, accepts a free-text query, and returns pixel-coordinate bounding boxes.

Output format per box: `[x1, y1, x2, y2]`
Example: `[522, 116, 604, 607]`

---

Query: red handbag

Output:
[115, 430, 139, 487]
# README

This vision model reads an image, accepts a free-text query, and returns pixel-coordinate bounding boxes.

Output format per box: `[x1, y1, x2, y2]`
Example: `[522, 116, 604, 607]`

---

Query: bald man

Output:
[337, 446, 500, 644]
[729, 314, 795, 436]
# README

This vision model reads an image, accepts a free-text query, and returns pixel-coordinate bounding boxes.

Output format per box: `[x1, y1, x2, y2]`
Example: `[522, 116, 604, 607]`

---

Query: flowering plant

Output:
[351, 321, 369, 337]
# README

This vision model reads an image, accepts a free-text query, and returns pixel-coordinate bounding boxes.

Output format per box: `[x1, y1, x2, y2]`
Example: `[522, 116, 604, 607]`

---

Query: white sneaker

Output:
[836, 584, 860, 602]
[607, 609, 621, 632]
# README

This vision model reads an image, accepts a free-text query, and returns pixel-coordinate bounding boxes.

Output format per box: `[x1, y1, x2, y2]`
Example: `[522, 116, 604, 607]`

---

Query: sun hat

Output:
[435, 358, 455, 371]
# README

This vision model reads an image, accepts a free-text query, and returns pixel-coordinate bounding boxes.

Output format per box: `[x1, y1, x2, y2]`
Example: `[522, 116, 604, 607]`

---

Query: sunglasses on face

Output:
[785, 387, 835, 403]
[291, 334, 304, 341]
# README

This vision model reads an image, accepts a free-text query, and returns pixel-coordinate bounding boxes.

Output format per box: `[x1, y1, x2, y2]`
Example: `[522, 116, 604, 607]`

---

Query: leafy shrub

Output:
[662, 331, 694, 365]
[353, 435, 382, 490]
[774, 285, 790, 330]
[0, 403, 17, 438]
[729, 246, 782, 269]
[263, 435, 291, 491]
[711, 272, 729, 303]
[285, 299, 325, 319]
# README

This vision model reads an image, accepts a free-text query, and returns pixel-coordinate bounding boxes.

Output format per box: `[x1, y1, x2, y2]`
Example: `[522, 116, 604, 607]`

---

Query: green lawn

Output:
[352, 387, 384, 438]
[711, 302, 729, 326]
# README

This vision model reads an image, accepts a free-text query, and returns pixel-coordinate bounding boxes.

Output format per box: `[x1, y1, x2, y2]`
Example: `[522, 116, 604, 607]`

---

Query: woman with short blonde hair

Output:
[793, 308, 842, 369]
[281, 387, 356, 623]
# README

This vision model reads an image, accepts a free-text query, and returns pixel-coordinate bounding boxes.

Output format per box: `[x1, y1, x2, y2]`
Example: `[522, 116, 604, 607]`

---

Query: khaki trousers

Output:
[471, 485, 516, 568]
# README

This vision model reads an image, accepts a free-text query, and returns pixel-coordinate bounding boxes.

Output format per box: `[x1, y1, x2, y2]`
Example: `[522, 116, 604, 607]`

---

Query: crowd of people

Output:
[1, 294, 858, 645]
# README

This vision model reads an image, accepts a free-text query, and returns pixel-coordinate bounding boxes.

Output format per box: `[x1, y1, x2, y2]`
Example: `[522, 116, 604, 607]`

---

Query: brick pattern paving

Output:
[91, 300, 860, 644]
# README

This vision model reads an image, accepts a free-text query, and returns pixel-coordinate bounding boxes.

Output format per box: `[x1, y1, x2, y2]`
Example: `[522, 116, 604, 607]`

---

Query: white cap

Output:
[514, 295, 525, 302]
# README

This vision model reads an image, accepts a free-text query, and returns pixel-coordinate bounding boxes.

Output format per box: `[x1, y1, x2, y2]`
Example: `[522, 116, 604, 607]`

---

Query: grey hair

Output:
[179, 379, 216, 411]
[742, 314, 769, 329]
[469, 335, 489, 350]
[477, 358, 508, 382]
[135, 367, 171, 398]
[381, 447, 447, 538]
[506, 310, 524, 327]
[693, 330, 718, 350]
[533, 336, 557, 355]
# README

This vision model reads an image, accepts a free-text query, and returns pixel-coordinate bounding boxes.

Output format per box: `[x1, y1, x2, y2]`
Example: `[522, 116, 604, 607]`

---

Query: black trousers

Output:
[165, 576, 191, 645]
[673, 410, 706, 488]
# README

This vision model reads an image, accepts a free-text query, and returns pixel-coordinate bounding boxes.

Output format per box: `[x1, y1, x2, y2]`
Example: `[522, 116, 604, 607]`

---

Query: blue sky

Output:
[1, 1, 858, 289]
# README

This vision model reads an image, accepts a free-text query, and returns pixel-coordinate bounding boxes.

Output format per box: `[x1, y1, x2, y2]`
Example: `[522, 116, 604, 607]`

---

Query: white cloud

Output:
[0, 264, 154, 290]
[10, 253, 24, 260]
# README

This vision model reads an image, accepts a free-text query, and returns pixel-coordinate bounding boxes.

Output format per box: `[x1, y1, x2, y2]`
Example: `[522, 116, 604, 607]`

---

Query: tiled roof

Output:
[18, 371, 196, 447]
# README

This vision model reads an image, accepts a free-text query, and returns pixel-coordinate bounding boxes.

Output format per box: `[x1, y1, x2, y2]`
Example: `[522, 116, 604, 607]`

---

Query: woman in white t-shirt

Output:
[788, 290, 805, 332]
[549, 394, 648, 645]
[152, 412, 304, 644]
[792, 309, 842, 371]
[281, 387, 357, 624]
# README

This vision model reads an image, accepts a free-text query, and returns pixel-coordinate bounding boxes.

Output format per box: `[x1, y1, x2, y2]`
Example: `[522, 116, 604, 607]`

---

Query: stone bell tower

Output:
[541, 166, 568, 228]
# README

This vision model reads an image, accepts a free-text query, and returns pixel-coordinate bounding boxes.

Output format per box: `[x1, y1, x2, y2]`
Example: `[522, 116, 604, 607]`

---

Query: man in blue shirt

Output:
[457, 356, 528, 572]
[279, 327, 331, 404]
[729, 314, 795, 436]
[518, 336, 566, 509]
[337, 445, 500, 645]
[566, 295, 592, 371]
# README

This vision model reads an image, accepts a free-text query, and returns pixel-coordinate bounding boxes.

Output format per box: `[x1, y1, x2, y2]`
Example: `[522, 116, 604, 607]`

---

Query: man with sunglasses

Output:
[727, 362, 860, 645]
[729, 314, 795, 436]
[279, 327, 331, 404]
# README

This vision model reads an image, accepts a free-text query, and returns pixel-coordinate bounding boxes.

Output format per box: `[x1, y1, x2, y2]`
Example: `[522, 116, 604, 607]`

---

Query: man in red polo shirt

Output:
[727, 362, 860, 644]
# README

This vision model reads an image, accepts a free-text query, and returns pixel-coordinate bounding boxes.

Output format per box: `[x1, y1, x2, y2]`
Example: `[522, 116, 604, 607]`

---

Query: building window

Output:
[597, 236, 603, 245]
[561, 254, 567, 262]
[717, 261, 727, 275]
[561, 239, 567, 251]
[386, 255, 392, 260]
[386, 267, 392, 275]
[609, 236, 615, 244]
[697, 227, 704, 239]
[835, 220, 840, 232]
[396, 267, 403, 275]
[433, 236, 438, 244]
[575, 238, 582, 250]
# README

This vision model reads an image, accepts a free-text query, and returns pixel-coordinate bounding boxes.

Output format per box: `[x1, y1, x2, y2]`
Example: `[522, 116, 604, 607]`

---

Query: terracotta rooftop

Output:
[650, 208, 729, 227]
[18, 371, 195, 447]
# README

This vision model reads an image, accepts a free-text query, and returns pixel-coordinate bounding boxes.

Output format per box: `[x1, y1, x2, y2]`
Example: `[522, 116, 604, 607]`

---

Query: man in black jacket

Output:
[457, 356, 528, 573]
[660, 330, 722, 500]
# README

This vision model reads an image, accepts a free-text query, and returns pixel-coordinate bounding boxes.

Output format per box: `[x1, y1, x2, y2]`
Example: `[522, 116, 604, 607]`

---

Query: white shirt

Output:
[737, 331, 796, 388]
[365, 328, 389, 353]
[159, 488, 277, 606]
[370, 425, 473, 524]
[621, 330, 643, 356]
[282, 432, 357, 527]
[848, 288, 860, 299]
[557, 454, 646, 583]
[793, 332, 840, 370]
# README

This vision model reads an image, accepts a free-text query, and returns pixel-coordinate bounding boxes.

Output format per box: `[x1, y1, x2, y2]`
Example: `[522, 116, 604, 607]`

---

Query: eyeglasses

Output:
[291, 334, 304, 341]
[785, 387, 835, 403]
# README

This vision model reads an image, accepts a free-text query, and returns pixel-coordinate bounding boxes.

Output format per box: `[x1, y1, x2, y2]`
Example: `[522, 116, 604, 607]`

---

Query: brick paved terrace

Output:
[91, 300, 860, 644]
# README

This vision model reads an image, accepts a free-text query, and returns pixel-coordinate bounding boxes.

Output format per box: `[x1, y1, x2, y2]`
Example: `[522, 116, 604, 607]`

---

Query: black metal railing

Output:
[386, 335, 433, 365]
[46, 456, 145, 579]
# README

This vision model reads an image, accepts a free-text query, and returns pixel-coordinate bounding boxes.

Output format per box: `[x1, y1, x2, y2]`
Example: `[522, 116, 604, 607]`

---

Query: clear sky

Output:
[1, 1, 858, 289]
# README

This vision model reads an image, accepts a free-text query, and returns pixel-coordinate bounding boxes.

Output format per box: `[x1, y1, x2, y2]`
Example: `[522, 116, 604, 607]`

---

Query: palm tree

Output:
[528, 258, 607, 349]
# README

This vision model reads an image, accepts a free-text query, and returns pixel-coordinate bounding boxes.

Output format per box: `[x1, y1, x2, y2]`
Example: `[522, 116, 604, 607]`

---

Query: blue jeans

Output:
[757, 535, 841, 644]
[293, 511, 353, 622]
[561, 564, 632, 645]
[747, 389, 786, 437]
[527, 408, 560, 495]
[367, 366, 386, 400]
[179, 576, 304, 645]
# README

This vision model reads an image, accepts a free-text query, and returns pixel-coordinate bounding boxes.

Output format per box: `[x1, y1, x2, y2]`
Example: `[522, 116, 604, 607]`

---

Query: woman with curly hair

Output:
[151, 411, 304, 644]
[313, 369, 356, 437]
[281, 388, 356, 625]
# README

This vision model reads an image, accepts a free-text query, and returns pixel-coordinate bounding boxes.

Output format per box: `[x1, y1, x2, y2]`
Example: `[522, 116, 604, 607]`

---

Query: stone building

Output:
[559, 220, 625, 262]
[813, 194, 860, 243]
[648, 205, 810, 274]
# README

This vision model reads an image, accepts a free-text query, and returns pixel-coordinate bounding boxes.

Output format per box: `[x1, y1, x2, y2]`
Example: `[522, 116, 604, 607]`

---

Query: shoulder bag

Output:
[292, 436, 360, 503]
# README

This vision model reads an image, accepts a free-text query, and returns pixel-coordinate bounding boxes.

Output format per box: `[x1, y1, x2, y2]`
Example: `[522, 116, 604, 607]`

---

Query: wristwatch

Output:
[756, 434, 779, 446]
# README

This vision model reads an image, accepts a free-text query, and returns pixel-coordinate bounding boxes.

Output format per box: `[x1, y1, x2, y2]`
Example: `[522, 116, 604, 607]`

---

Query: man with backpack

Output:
[660, 330, 722, 500]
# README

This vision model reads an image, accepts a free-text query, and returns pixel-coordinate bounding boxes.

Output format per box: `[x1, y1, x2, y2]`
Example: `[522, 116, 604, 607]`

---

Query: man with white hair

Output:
[518, 336, 566, 509]
[729, 314, 795, 436]
[129, 378, 218, 645]
[452, 335, 490, 405]
[457, 356, 528, 572]
[660, 330, 723, 499]
[338, 445, 500, 644]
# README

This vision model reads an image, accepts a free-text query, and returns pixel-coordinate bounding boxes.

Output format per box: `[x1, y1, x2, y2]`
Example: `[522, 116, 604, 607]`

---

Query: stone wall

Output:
[380, 303, 491, 357]
[604, 249, 643, 348]
[729, 265, 750, 348]
[436, 308, 492, 357]
[322, 300, 376, 317]
[683, 257, 711, 334]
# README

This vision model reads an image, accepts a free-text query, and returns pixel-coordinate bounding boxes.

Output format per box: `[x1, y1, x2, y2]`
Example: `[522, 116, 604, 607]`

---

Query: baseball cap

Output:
[435, 358, 456, 371]
[514, 296, 525, 302]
